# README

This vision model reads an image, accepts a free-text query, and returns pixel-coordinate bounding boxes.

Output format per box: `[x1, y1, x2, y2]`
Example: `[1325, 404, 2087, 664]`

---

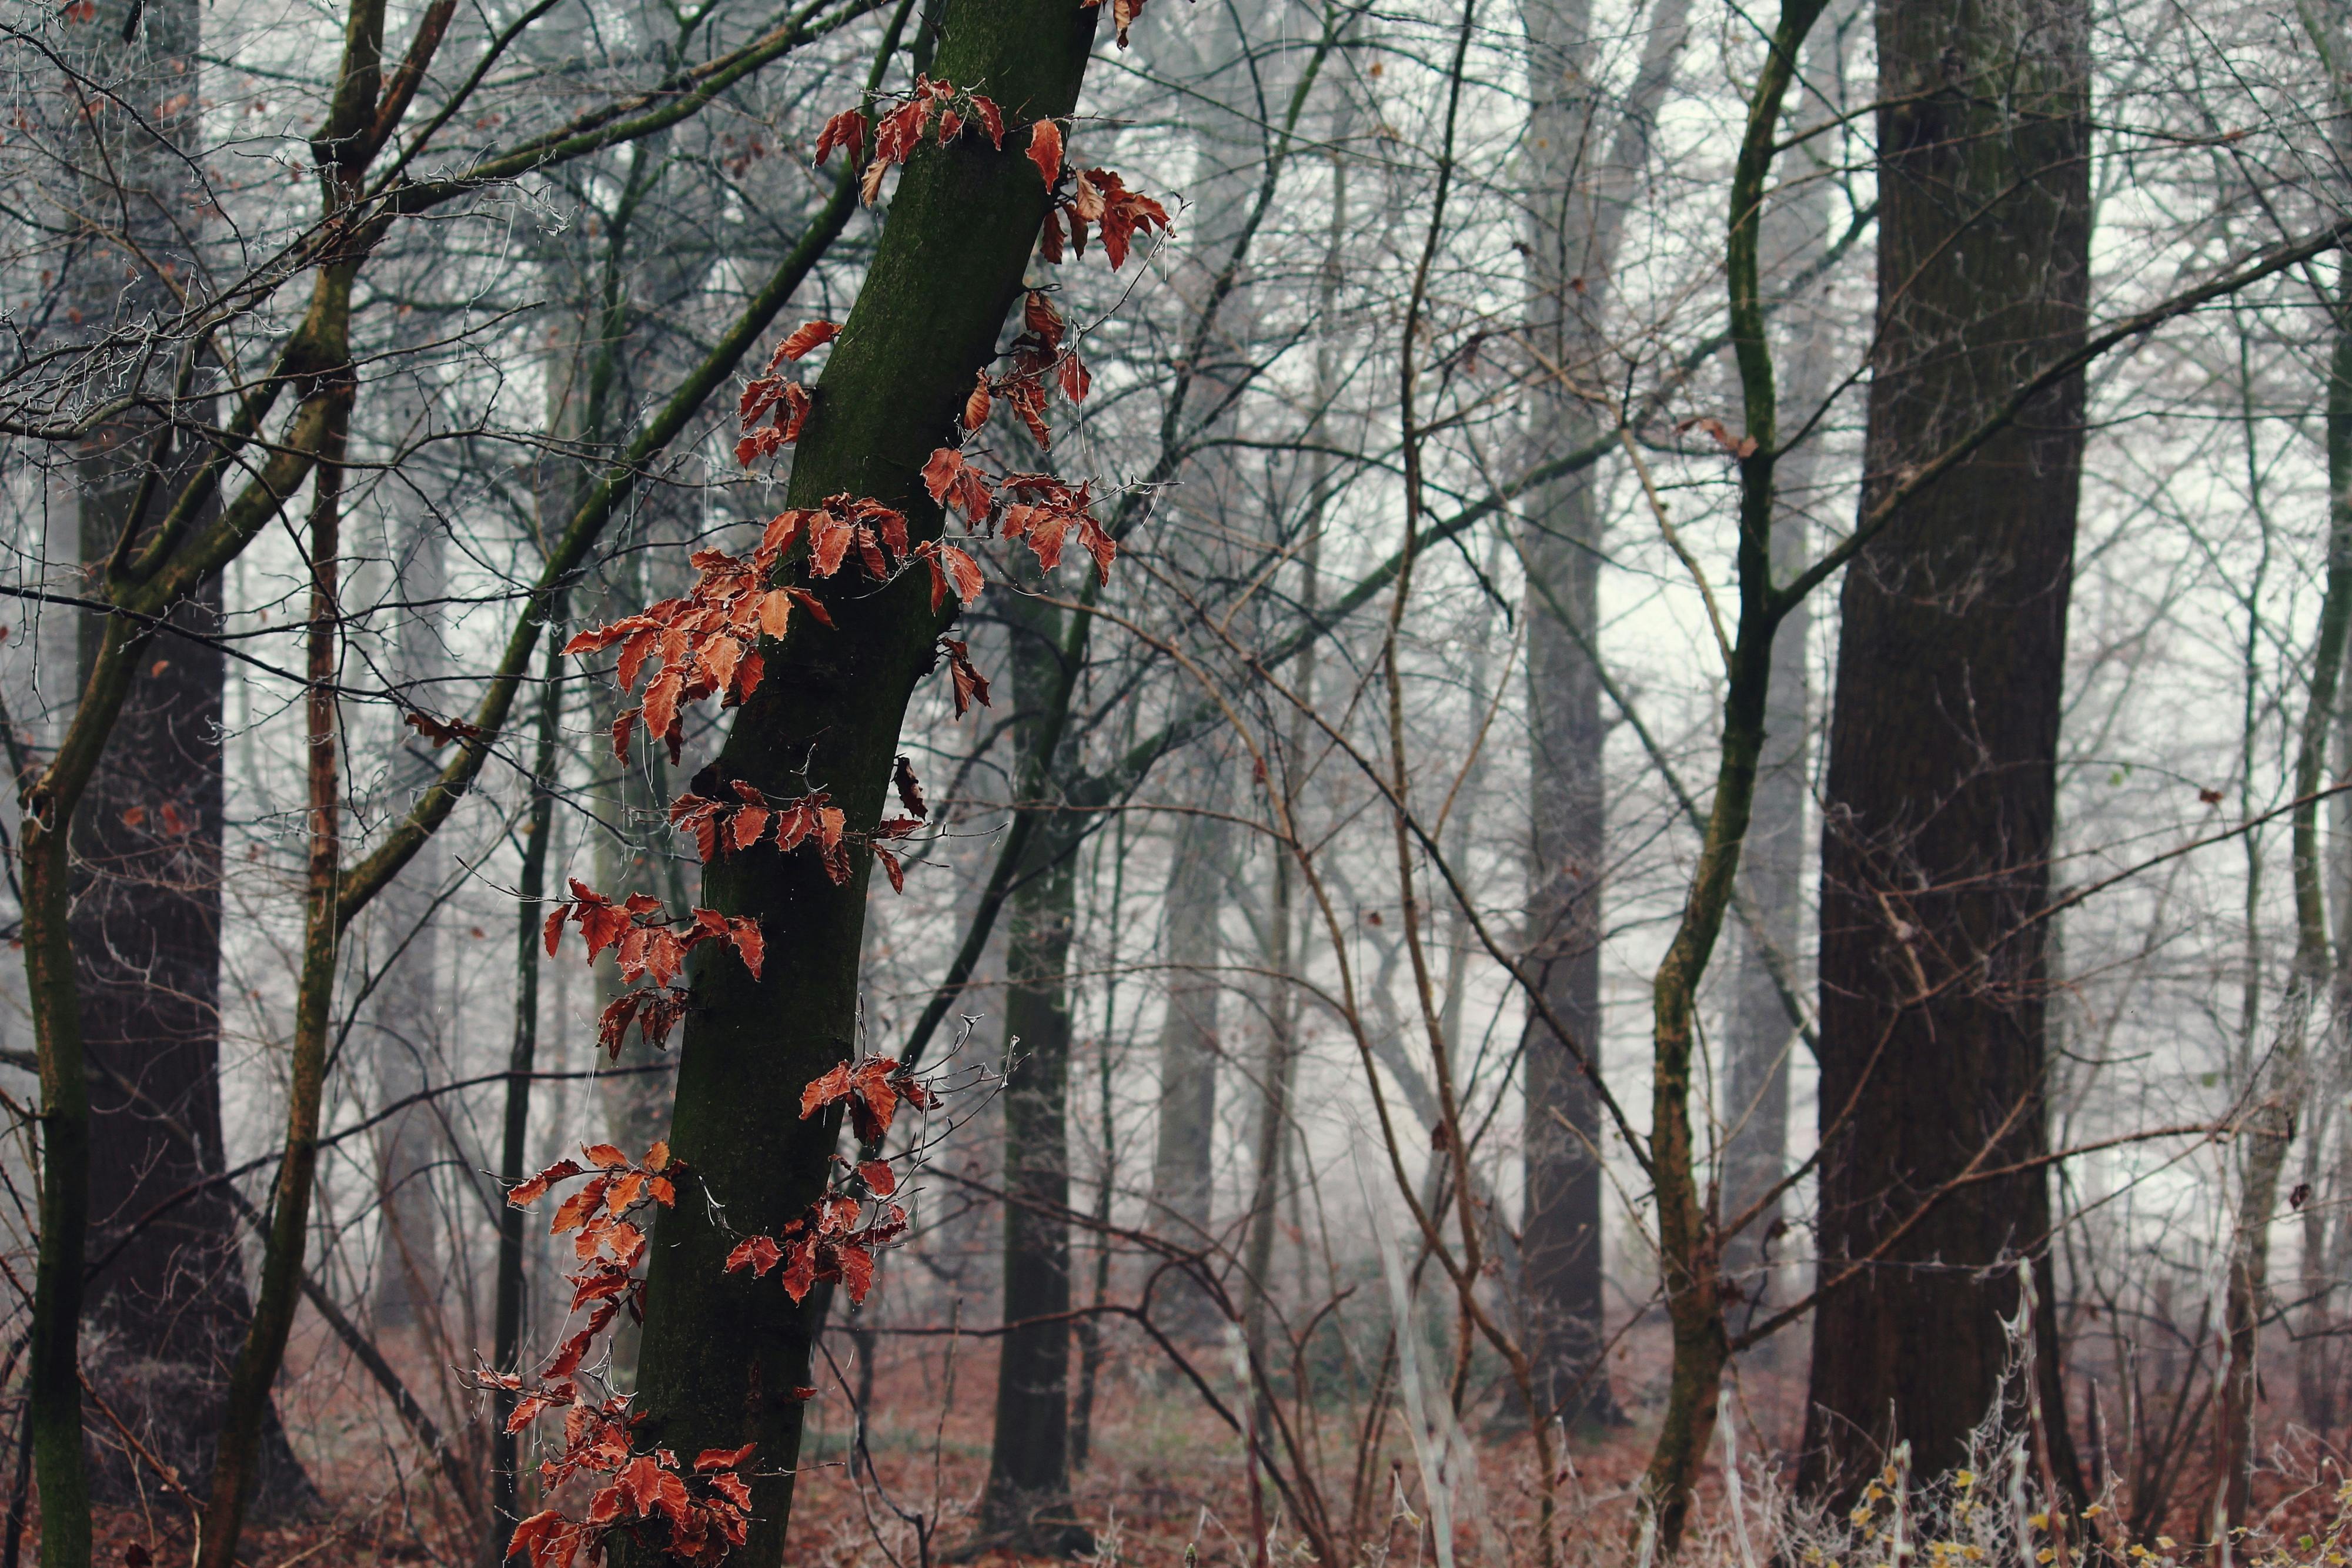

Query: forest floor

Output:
[42, 1319, 2337, 1567]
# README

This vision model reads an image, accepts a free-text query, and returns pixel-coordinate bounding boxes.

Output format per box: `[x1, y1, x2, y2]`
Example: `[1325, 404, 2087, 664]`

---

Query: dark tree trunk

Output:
[74, 464, 315, 1516]
[1800, 0, 2092, 1500]
[619, 6, 1100, 1562]
[65, 0, 311, 1510]
[973, 587, 1090, 1555]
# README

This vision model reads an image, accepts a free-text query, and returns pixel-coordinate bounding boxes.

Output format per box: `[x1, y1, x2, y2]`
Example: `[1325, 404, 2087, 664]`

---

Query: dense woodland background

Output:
[1, 0, 2350, 1563]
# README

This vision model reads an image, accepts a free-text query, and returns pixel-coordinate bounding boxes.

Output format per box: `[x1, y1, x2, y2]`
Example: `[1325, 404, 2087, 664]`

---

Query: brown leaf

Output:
[800, 1062, 852, 1120]
[812, 107, 864, 167]
[892, 755, 928, 820]
[1026, 118, 1063, 188]
[777, 320, 838, 360]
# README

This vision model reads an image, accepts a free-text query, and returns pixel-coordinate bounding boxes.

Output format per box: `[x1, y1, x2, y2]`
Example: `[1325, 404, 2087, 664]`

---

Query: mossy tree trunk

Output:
[619, 6, 1100, 1562]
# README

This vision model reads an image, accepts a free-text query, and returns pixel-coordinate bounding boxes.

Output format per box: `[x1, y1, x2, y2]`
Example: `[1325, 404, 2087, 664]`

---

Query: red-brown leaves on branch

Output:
[1025, 288, 1065, 350]
[567, 500, 906, 764]
[1027, 118, 1063, 186]
[891, 755, 928, 821]
[1035, 151, 1172, 271]
[1081, 0, 1149, 46]
[776, 319, 838, 361]
[799, 1053, 937, 1144]
[921, 446, 993, 525]
[767, 493, 913, 589]
[724, 1110, 930, 1306]
[667, 783, 852, 885]
[813, 107, 864, 166]
[841, 75, 1007, 206]
[509, 1140, 677, 1225]
[485, 1139, 690, 1522]
[506, 1158, 584, 1208]
[542, 880, 763, 985]
[962, 367, 993, 431]
[1067, 168, 1171, 270]
[504, 1408, 754, 1568]
[726, 1198, 908, 1306]
[736, 323, 826, 467]
[403, 710, 486, 748]
[997, 470, 1118, 583]
[564, 550, 778, 762]
[596, 986, 691, 1059]
[938, 636, 991, 717]
[921, 444, 1113, 586]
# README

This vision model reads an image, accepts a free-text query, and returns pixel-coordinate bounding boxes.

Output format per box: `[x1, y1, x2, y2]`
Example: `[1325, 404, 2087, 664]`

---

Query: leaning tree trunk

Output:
[619, 6, 1100, 1562]
[972, 585, 1091, 1556]
[1799, 0, 2092, 1502]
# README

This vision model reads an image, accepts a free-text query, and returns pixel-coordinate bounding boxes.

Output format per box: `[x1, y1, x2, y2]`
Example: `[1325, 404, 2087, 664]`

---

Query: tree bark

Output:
[369, 506, 448, 1329]
[617, 7, 1100, 1561]
[1799, 0, 2092, 1500]
[1516, 0, 1688, 1429]
[2213, 229, 2352, 1534]
[196, 354, 353, 1568]
[49, 0, 313, 1519]
[972, 586, 1091, 1556]
[1718, 0, 1850, 1318]
[1145, 761, 1231, 1337]
[482, 618, 567, 1567]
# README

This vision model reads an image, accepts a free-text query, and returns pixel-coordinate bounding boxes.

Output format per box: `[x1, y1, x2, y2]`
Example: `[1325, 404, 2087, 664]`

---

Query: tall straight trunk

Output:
[1145, 767, 1231, 1337]
[1717, 0, 1848, 1313]
[2298, 0, 2352, 1450]
[973, 586, 1090, 1555]
[1799, 0, 2092, 1500]
[1516, 0, 1687, 1427]
[619, 8, 1100, 1561]
[1068, 801, 1134, 1473]
[371, 508, 448, 1328]
[197, 373, 353, 1568]
[55, 0, 311, 1516]
[482, 619, 568, 1567]
[1240, 845, 1301, 1404]
[2214, 249, 2352, 1525]
[74, 449, 317, 1515]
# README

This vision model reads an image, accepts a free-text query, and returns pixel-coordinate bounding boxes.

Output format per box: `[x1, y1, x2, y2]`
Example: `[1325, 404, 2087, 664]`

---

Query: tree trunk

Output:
[973, 586, 1090, 1556]
[73, 450, 318, 1517]
[1718, 0, 1850, 1319]
[370, 507, 448, 1329]
[482, 619, 568, 1567]
[617, 8, 1100, 1561]
[1516, 0, 1688, 1429]
[196, 348, 354, 1568]
[1799, 0, 2092, 1500]
[2214, 245, 2352, 1529]
[50, 0, 312, 1520]
[1146, 760, 1231, 1337]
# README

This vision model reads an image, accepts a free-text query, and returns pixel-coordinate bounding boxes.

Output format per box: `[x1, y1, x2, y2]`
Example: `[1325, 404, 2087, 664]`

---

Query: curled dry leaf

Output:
[1027, 118, 1063, 188]
[777, 319, 838, 360]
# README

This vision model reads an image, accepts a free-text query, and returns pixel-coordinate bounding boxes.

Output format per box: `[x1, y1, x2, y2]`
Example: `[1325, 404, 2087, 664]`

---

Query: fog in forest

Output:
[0, 0, 2343, 1563]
